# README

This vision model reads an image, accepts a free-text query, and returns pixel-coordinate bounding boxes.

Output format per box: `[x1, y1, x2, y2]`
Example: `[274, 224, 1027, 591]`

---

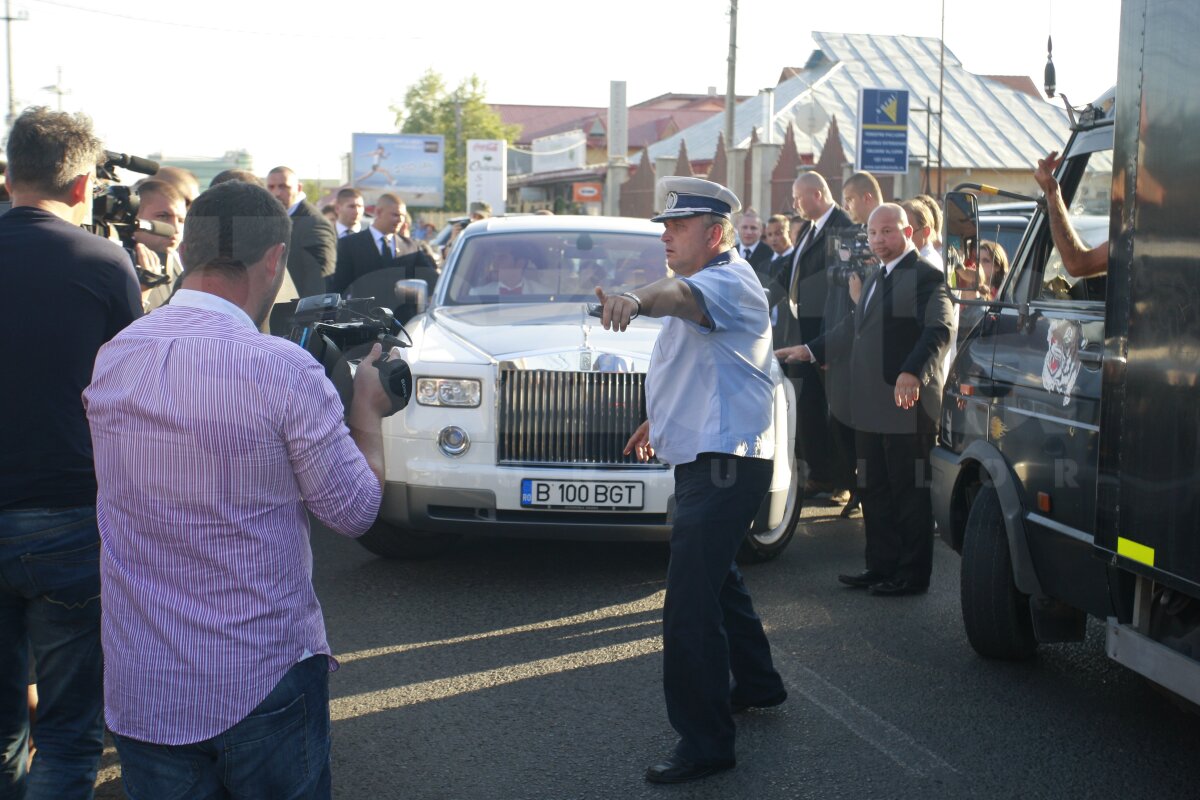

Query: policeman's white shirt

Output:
[645, 251, 776, 466]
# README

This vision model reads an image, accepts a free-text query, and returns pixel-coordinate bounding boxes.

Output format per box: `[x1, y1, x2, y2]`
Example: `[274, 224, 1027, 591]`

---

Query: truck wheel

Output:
[738, 468, 802, 564]
[356, 519, 459, 559]
[960, 485, 1037, 660]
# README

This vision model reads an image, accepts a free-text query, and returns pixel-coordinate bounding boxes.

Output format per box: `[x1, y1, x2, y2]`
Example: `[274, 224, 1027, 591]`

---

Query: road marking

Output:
[775, 660, 960, 779]
[334, 591, 665, 665]
[330, 635, 663, 721]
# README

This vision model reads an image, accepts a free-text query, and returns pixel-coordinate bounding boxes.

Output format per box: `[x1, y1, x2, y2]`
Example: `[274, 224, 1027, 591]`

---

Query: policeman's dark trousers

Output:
[664, 454, 785, 765]
[856, 430, 936, 585]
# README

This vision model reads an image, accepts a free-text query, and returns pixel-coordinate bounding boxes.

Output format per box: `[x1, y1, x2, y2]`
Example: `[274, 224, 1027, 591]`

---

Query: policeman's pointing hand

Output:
[594, 286, 638, 332]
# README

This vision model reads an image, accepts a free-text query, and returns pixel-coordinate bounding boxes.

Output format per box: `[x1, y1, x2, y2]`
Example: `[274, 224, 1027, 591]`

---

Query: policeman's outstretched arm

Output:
[593, 277, 708, 332]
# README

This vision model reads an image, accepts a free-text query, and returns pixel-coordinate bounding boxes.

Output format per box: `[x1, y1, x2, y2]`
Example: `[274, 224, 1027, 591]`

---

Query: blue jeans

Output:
[113, 655, 333, 800]
[0, 505, 104, 800]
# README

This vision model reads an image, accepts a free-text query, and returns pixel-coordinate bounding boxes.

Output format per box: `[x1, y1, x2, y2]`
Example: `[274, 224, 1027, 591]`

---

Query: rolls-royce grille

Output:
[498, 369, 657, 467]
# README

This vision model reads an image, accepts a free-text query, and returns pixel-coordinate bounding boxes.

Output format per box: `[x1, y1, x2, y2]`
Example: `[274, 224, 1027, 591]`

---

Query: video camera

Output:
[826, 229, 878, 288]
[90, 150, 176, 287]
[287, 293, 413, 416]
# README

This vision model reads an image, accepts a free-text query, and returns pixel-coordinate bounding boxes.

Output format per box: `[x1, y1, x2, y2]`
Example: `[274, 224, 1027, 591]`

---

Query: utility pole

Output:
[42, 65, 68, 111]
[4, 0, 29, 128]
[724, 0, 737, 150]
[936, 0, 945, 197]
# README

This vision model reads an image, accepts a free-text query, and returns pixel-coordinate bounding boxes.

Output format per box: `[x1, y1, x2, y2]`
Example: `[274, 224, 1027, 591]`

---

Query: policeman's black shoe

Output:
[868, 578, 929, 596]
[829, 489, 851, 505]
[837, 569, 890, 588]
[645, 755, 736, 784]
[730, 688, 788, 714]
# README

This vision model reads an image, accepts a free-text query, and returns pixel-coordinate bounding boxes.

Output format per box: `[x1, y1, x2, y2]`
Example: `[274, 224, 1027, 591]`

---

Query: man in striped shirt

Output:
[84, 180, 392, 799]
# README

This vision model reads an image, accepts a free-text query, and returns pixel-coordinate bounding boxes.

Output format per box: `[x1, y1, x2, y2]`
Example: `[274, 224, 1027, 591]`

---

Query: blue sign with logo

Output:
[856, 88, 909, 174]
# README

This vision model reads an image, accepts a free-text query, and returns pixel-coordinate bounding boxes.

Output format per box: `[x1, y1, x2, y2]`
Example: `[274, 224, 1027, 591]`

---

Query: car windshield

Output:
[443, 230, 669, 305]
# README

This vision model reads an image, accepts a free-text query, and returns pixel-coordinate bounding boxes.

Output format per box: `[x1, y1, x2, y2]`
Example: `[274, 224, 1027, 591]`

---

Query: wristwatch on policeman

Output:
[620, 291, 642, 319]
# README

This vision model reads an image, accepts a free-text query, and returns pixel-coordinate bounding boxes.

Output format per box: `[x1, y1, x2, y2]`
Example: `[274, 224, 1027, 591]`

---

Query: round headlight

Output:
[437, 426, 470, 457]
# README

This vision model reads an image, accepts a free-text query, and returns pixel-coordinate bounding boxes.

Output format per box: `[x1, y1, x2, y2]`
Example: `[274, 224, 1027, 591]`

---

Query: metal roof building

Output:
[639, 31, 1075, 203]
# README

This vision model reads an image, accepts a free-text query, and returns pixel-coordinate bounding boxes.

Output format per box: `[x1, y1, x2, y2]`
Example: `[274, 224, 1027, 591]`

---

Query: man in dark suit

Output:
[331, 193, 437, 322]
[266, 166, 336, 300]
[762, 214, 793, 348]
[736, 208, 773, 281]
[769, 172, 854, 499]
[779, 204, 954, 595]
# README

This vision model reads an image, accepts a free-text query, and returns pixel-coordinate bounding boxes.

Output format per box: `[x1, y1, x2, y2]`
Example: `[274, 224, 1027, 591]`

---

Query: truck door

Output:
[986, 134, 1114, 615]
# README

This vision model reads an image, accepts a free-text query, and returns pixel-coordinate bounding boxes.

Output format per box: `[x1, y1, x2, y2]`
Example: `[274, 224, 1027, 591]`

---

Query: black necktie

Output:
[789, 226, 814, 305]
[380, 236, 391, 259]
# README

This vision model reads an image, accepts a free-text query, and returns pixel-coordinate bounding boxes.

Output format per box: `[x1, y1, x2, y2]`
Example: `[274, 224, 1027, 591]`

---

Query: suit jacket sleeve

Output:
[331, 233, 358, 295]
[807, 304, 855, 366]
[899, 267, 954, 380]
[310, 214, 337, 280]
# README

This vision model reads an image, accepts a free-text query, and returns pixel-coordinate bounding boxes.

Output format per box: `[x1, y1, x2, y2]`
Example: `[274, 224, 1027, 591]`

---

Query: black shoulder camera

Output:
[90, 150, 177, 288]
[287, 293, 413, 416]
[826, 229, 879, 288]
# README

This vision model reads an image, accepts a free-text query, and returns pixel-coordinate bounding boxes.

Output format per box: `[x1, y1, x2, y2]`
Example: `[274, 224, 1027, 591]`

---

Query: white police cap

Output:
[650, 176, 742, 223]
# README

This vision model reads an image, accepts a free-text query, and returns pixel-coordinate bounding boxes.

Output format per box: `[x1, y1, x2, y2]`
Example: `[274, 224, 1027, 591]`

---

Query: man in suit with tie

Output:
[778, 204, 954, 595]
[762, 214, 793, 348]
[333, 187, 365, 240]
[769, 172, 854, 499]
[736, 209, 773, 281]
[331, 193, 437, 320]
[266, 166, 336, 300]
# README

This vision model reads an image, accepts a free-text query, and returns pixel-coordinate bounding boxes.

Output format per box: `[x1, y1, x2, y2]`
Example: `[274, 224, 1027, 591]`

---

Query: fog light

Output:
[437, 426, 470, 457]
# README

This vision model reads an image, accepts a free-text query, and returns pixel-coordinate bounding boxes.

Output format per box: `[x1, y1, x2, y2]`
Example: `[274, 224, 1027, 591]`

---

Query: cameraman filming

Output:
[84, 179, 391, 799]
[0, 106, 141, 799]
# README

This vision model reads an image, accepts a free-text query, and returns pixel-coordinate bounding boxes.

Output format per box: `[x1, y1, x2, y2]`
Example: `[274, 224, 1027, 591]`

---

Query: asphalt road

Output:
[95, 499, 1200, 799]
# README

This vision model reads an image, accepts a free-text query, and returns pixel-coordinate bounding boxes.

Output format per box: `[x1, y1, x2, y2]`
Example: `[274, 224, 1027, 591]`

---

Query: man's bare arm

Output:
[1035, 152, 1108, 278]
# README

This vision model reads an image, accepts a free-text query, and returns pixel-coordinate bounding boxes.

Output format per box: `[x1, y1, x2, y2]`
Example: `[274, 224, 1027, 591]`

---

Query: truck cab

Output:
[931, 0, 1200, 704]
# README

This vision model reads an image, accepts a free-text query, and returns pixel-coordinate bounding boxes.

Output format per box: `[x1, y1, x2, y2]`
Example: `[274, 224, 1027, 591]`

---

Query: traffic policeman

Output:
[593, 176, 787, 784]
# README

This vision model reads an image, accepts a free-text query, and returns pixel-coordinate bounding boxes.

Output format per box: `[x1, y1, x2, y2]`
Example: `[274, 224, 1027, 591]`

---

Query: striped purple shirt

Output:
[84, 290, 382, 745]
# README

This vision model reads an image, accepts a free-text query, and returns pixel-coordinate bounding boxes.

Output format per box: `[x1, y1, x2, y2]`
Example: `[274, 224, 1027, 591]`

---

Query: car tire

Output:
[960, 485, 1037, 660]
[738, 466, 802, 564]
[356, 519, 460, 559]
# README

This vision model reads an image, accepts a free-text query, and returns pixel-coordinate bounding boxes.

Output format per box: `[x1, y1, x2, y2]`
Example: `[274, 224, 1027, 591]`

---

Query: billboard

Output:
[532, 129, 586, 174]
[856, 88, 910, 174]
[467, 139, 507, 215]
[351, 133, 445, 208]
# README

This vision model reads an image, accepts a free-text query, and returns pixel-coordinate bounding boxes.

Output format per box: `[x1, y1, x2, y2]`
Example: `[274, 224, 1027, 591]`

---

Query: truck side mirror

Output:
[943, 191, 980, 275]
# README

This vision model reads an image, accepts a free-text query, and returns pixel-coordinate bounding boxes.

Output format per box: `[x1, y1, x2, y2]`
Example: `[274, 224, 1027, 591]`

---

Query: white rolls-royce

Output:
[361, 215, 801, 561]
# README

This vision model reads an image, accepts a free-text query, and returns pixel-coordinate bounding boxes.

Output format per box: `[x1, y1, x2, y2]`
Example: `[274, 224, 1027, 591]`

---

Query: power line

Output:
[25, 0, 421, 40]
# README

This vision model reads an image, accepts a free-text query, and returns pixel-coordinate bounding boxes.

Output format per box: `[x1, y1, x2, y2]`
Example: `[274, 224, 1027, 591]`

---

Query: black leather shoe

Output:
[840, 493, 861, 518]
[730, 689, 787, 714]
[645, 755, 735, 784]
[837, 569, 890, 588]
[868, 578, 929, 596]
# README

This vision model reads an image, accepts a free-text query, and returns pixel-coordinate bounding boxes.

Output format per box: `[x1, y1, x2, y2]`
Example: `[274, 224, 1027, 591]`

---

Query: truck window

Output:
[1033, 151, 1112, 304]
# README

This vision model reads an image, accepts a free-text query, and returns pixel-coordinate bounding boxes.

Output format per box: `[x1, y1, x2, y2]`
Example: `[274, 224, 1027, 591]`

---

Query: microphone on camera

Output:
[104, 151, 160, 176]
[136, 219, 176, 237]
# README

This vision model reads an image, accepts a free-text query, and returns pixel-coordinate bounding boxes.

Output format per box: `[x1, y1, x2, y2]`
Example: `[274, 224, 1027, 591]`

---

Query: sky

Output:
[2, 0, 1121, 183]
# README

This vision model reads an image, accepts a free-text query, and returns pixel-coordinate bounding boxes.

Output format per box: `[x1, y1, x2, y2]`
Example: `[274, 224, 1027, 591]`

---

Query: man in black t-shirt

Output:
[0, 106, 141, 799]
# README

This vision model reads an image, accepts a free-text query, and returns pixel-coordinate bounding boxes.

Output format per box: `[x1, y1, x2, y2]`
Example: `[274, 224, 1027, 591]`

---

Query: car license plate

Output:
[520, 479, 644, 510]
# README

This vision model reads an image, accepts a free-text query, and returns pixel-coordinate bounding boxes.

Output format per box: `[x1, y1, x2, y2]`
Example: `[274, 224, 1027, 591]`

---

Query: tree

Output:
[392, 70, 521, 212]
